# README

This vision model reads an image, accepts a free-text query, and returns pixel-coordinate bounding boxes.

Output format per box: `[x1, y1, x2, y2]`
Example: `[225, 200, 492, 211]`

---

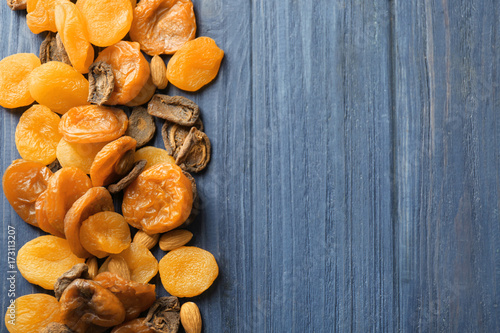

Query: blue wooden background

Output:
[1, 0, 500, 332]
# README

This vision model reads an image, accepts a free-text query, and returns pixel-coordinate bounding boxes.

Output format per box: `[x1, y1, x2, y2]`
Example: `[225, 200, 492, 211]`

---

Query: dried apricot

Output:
[134, 146, 175, 170]
[90, 136, 137, 187]
[26, 0, 69, 34]
[111, 318, 154, 333]
[0, 53, 40, 108]
[125, 76, 157, 107]
[79, 211, 131, 258]
[56, 139, 108, 174]
[29, 61, 90, 114]
[5, 294, 63, 333]
[76, 0, 133, 47]
[17, 235, 85, 290]
[159, 246, 218, 297]
[130, 0, 196, 55]
[2, 159, 52, 227]
[125, 107, 156, 148]
[54, 1, 94, 74]
[94, 41, 150, 105]
[122, 162, 193, 234]
[167, 37, 224, 91]
[59, 105, 128, 143]
[15, 105, 62, 165]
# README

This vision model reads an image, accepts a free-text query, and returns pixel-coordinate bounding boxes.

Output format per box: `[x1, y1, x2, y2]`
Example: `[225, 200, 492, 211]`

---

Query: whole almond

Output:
[151, 55, 168, 89]
[133, 230, 160, 249]
[86, 257, 98, 279]
[159, 229, 193, 251]
[180, 302, 202, 333]
[107, 256, 131, 280]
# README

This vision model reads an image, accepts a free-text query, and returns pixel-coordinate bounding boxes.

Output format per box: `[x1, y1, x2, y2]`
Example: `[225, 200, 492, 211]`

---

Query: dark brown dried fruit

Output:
[180, 171, 199, 227]
[108, 159, 147, 194]
[54, 263, 91, 301]
[144, 296, 181, 333]
[175, 127, 211, 173]
[40, 32, 71, 65]
[47, 159, 62, 173]
[7, 0, 26, 10]
[40, 323, 75, 333]
[125, 107, 156, 148]
[148, 95, 199, 126]
[161, 118, 203, 157]
[88, 61, 115, 105]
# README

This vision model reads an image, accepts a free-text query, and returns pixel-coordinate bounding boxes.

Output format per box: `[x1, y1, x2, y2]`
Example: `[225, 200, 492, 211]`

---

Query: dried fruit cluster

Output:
[1, 0, 224, 332]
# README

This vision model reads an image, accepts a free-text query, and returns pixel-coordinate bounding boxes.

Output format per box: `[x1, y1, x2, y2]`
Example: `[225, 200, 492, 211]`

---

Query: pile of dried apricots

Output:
[1, 0, 223, 331]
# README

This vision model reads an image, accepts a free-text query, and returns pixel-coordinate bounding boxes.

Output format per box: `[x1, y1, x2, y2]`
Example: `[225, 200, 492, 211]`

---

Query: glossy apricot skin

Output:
[167, 37, 224, 92]
[29, 61, 90, 114]
[122, 162, 193, 234]
[17, 235, 86, 290]
[15, 105, 62, 165]
[130, 0, 196, 55]
[0, 53, 40, 108]
[57, 139, 109, 174]
[2, 159, 52, 227]
[64, 187, 115, 258]
[59, 105, 128, 143]
[4, 294, 63, 333]
[95, 41, 150, 105]
[111, 318, 154, 333]
[76, 0, 133, 47]
[26, 0, 70, 34]
[134, 146, 176, 170]
[159, 246, 218, 297]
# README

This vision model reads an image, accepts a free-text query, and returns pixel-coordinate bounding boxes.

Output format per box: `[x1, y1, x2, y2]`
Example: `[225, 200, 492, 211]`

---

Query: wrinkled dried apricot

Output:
[76, 0, 133, 47]
[90, 136, 137, 187]
[0, 53, 40, 108]
[29, 61, 90, 114]
[57, 139, 108, 174]
[123, 162, 193, 234]
[59, 105, 128, 143]
[130, 0, 196, 55]
[125, 76, 157, 107]
[94, 41, 150, 105]
[167, 37, 224, 92]
[111, 318, 154, 333]
[134, 146, 175, 170]
[5, 294, 63, 333]
[2, 159, 52, 227]
[79, 211, 131, 258]
[17, 235, 85, 290]
[54, 1, 94, 74]
[159, 246, 218, 297]
[15, 105, 62, 165]
[26, 0, 69, 34]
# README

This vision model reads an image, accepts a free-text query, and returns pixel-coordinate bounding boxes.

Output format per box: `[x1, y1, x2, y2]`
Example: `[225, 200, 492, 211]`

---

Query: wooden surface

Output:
[1, 0, 499, 332]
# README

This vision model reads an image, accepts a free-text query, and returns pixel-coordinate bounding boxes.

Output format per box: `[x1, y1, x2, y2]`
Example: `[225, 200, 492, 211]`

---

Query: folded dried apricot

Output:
[57, 139, 108, 174]
[26, 0, 69, 34]
[0, 53, 40, 108]
[5, 294, 63, 333]
[134, 146, 175, 170]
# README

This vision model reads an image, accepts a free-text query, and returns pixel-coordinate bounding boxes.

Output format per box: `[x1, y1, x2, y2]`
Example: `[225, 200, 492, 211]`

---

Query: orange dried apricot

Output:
[125, 76, 157, 107]
[29, 61, 90, 114]
[79, 211, 131, 258]
[0, 53, 40, 108]
[122, 162, 193, 234]
[111, 318, 154, 333]
[35, 189, 62, 236]
[90, 136, 137, 187]
[167, 37, 224, 92]
[5, 294, 63, 333]
[54, 1, 94, 74]
[130, 0, 196, 55]
[95, 41, 150, 105]
[159, 246, 218, 297]
[26, 0, 69, 34]
[57, 139, 108, 174]
[59, 105, 128, 143]
[17, 235, 86, 290]
[134, 146, 175, 170]
[15, 105, 62, 165]
[76, 0, 133, 47]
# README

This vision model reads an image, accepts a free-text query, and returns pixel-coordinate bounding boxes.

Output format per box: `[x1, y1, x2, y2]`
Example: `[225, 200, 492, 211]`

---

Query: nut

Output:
[86, 257, 98, 279]
[180, 302, 202, 333]
[107, 256, 131, 280]
[150, 55, 168, 89]
[133, 230, 160, 250]
[159, 229, 193, 251]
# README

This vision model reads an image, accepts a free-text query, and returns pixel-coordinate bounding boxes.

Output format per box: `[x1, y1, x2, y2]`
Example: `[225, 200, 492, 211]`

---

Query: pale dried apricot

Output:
[159, 246, 218, 297]
[111, 318, 154, 333]
[134, 146, 175, 170]
[15, 105, 62, 165]
[17, 235, 85, 290]
[2, 159, 52, 227]
[57, 139, 108, 174]
[0, 53, 40, 108]
[26, 0, 69, 34]
[5, 294, 63, 333]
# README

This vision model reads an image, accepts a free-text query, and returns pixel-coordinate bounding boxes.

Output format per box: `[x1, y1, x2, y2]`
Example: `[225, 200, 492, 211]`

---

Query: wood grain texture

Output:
[0, 0, 499, 332]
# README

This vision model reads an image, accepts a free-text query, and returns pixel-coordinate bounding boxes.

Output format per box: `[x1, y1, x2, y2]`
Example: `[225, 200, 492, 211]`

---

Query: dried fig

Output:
[175, 127, 211, 173]
[144, 296, 180, 333]
[54, 263, 91, 301]
[161, 118, 203, 156]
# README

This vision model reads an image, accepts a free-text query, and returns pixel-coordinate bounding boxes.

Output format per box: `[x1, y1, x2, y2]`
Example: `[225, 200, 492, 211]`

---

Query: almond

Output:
[150, 55, 168, 89]
[86, 256, 98, 279]
[107, 256, 131, 280]
[180, 302, 202, 333]
[133, 230, 159, 250]
[159, 229, 193, 251]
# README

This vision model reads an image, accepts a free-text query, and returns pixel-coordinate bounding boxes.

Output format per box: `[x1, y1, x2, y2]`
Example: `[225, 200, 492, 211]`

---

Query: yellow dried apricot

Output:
[0, 53, 40, 108]
[29, 61, 90, 114]
[159, 246, 218, 297]
[94, 41, 150, 105]
[57, 139, 108, 174]
[5, 294, 63, 333]
[130, 0, 196, 55]
[2, 159, 52, 227]
[79, 211, 131, 258]
[15, 105, 62, 165]
[76, 0, 133, 47]
[26, 0, 69, 34]
[17, 235, 85, 290]
[111, 318, 154, 333]
[59, 105, 128, 143]
[35, 189, 63, 236]
[134, 146, 175, 170]
[167, 37, 224, 92]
